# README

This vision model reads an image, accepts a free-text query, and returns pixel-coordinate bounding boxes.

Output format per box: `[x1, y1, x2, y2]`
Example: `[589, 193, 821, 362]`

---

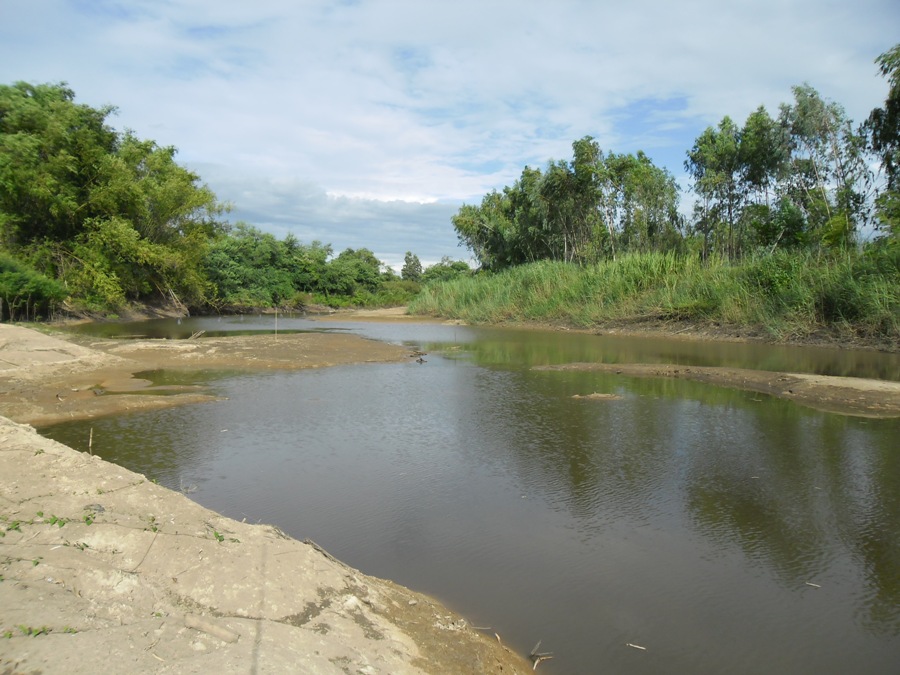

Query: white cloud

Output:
[1, 0, 897, 263]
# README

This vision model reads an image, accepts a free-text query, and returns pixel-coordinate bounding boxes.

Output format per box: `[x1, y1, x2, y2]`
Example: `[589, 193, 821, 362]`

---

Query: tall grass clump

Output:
[409, 248, 899, 346]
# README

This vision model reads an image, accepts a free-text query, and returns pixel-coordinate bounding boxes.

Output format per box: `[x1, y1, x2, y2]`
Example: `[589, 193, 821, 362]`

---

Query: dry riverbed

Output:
[0, 324, 531, 674]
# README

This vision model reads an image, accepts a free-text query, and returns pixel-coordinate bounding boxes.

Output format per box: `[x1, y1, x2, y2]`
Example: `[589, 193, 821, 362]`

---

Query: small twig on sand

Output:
[184, 614, 239, 643]
[530, 640, 554, 670]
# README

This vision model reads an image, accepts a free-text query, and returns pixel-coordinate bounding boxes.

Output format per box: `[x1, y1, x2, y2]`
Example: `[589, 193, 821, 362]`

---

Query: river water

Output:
[42, 316, 900, 674]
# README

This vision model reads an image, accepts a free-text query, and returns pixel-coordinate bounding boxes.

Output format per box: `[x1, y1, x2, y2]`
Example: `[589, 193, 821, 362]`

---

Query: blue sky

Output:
[1, 0, 897, 269]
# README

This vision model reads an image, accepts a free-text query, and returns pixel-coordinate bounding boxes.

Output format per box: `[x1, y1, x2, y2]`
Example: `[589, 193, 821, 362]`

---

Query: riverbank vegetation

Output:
[411, 45, 900, 347]
[1, 44, 898, 344]
[409, 248, 899, 345]
[0, 82, 469, 320]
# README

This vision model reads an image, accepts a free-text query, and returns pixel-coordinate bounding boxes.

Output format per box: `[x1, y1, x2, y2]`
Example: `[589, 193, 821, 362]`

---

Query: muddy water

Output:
[44, 317, 900, 674]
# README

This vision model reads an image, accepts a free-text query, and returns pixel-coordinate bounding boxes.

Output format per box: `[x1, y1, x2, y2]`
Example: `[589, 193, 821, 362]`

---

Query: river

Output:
[41, 316, 900, 674]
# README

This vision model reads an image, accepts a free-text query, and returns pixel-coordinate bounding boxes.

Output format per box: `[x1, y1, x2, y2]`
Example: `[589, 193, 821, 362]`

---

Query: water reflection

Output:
[65, 315, 900, 380]
[41, 321, 900, 674]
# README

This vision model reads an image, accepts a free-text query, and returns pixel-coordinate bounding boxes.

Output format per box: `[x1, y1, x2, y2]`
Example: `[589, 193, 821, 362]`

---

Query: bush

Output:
[0, 253, 67, 321]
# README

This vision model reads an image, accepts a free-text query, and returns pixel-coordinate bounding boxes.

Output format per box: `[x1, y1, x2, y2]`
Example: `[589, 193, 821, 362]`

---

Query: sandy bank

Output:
[0, 417, 530, 674]
[0, 323, 417, 426]
[1, 318, 896, 673]
[534, 362, 900, 418]
[0, 324, 532, 673]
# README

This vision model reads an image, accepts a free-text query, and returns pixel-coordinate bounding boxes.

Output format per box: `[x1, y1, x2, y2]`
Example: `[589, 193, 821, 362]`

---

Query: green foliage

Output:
[401, 251, 422, 281]
[868, 44, 900, 248]
[421, 257, 473, 284]
[203, 224, 306, 308]
[453, 138, 681, 270]
[869, 44, 900, 189]
[200, 225, 412, 309]
[410, 250, 899, 345]
[0, 253, 66, 321]
[0, 81, 228, 314]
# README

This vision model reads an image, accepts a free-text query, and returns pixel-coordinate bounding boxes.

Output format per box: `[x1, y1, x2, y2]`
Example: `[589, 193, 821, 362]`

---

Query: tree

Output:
[740, 106, 789, 208]
[452, 138, 681, 267]
[779, 84, 869, 248]
[685, 116, 744, 258]
[321, 248, 384, 297]
[612, 151, 681, 254]
[401, 251, 422, 281]
[0, 82, 118, 245]
[0, 253, 66, 321]
[421, 257, 472, 283]
[867, 43, 900, 245]
[868, 44, 900, 189]
[0, 81, 229, 311]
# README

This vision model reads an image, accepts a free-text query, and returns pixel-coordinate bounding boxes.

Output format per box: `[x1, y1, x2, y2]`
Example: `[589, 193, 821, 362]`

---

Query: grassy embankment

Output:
[409, 249, 900, 348]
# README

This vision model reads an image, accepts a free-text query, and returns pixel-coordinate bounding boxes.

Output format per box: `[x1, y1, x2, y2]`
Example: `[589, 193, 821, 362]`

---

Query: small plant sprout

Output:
[18, 625, 51, 637]
[46, 515, 69, 528]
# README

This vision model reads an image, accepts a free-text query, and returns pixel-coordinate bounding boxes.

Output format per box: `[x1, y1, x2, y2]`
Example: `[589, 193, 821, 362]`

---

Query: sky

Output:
[1, 0, 897, 270]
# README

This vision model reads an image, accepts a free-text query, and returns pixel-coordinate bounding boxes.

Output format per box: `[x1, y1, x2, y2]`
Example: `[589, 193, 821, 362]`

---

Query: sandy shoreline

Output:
[534, 362, 900, 418]
[0, 417, 530, 674]
[0, 323, 532, 673]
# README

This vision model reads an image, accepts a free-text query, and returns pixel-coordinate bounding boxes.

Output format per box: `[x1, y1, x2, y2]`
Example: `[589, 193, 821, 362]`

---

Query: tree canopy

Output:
[3, 46, 899, 322]
[455, 52, 900, 267]
[0, 81, 423, 317]
[0, 81, 228, 313]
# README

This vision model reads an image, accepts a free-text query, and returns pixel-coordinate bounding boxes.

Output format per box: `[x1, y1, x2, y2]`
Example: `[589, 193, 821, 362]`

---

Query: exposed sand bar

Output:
[534, 362, 900, 418]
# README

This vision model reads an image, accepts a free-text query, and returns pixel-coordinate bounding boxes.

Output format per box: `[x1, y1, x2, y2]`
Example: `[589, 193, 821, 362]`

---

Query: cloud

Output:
[191, 164, 466, 270]
[1, 0, 898, 264]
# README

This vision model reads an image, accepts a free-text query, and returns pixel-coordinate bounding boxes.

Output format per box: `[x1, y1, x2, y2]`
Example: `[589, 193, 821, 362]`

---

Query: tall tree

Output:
[868, 44, 900, 189]
[0, 82, 118, 245]
[685, 116, 744, 258]
[867, 44, 900, 245]
[401, 251, 422, 281]
[615, 151, 681, 253]
[740, 106, 789, 208]
[0, 81, 228, 310]
[779, 84, 869, 247]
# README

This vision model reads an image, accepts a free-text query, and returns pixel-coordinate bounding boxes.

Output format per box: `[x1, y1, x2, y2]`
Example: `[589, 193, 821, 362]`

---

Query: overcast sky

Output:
[1, 1, 897, 269]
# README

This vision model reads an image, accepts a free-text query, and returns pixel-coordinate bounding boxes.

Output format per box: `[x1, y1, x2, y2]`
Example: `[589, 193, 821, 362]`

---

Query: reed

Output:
[409, 249, 900, 346]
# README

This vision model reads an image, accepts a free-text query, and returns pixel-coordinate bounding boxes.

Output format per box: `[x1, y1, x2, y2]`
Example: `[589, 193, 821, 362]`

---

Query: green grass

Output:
[408, 249, 900, 346]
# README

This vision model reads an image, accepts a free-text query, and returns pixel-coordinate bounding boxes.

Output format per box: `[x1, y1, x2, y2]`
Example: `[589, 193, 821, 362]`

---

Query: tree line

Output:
[454, 45, 900, 270]
[0, 82, 469, 320]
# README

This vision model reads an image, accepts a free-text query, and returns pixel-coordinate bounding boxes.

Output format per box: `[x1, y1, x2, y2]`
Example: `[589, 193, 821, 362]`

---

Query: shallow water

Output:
[43, 318, 900, 674]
